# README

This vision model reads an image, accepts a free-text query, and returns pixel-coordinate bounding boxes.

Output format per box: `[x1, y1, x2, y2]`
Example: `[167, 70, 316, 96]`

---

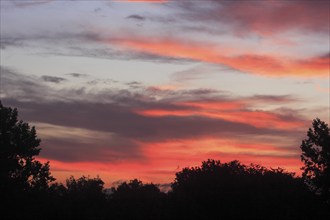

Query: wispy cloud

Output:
[11, 0, 54, 8]
[126, 14, 145, 20]
[0, 37, 24, 49]
[41, 75, 66, 83]
[110, 36, 329, 77]
[66, 73, 88, 78]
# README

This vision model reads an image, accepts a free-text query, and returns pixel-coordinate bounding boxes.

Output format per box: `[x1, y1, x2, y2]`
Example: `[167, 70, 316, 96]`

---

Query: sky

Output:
[0, 0, 329, 188]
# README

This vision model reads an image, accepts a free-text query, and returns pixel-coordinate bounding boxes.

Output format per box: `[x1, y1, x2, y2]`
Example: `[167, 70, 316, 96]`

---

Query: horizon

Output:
[1, 0, 329, 188]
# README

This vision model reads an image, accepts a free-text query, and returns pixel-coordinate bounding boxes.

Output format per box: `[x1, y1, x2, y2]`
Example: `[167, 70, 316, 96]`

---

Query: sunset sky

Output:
[1, 0, 329, 188]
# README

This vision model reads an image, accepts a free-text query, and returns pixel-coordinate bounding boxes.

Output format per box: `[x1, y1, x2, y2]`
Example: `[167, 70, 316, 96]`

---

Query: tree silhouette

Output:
[112, 179, 161, 200]
[170, 159, 317, 219]
[110, 179, 165, 219]
[65, 175, 105, 201]
[301, 118, 330, 202]
[65, 176, 106, 218]
[0, 102, 54, 195]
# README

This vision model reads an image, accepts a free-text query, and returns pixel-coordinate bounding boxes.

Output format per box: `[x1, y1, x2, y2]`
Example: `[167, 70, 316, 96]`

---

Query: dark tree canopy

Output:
[0, 102, 54, 195]
[301, 118, 330, 201]
[170, 159, 316, 219]
[112, 179, 161, 200]
[65, 175, 105, 201]
[110, 179, 166, 219]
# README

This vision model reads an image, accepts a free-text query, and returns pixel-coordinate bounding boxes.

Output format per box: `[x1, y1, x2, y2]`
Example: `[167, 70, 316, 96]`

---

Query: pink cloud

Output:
[110, 37, 329, 77]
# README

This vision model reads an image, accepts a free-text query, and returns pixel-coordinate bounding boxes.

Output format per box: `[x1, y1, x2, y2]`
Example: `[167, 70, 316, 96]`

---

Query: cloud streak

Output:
[126, 14, 145, 20]
[111, 37, 329, 77]
[41, 75, 66, 83]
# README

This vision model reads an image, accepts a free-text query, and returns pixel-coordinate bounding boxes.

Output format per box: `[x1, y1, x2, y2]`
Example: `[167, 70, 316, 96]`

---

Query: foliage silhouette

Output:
[300, 118, 330, 203]
[110, 179, 166, 220]
[0, 102, 54, 193]
[65, 175, 105, 200]
[170, 159, 319, 219]
[1, 102, 55, 219]
[63, 176, 106, 219]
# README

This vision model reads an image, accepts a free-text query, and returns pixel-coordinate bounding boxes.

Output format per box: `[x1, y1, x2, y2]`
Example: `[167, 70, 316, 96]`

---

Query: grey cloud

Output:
[61, 46, 193, 64]
[94, 8, 102, 13]
[39, 44, 192, 64]
[1, 30, 193, 64]
[66, 73, 88, 78]
[145, 87, 221, 103]
[0, 66, 60, 101]
[171, 66, 210, 81]
[170, 65, 233, 82]
[295, 80, 313, 85]
[1, 31, 102, 50]
[1, 66, 214, 107]
[86, 79, 117, 86]
[171, 64, 243, 83]
[249, 95, 299, 103]
[41, 75, 66, 83]
[126, 81, 142, 86]
[3, 98, 290, 143]
[0, 37, 24, 49]
[11, 0, 53, 8]
[126, 14, 145, 21]
[321, 52, 330, 59]
[41, 136, 143, 163]
[126, 81, 142, 89]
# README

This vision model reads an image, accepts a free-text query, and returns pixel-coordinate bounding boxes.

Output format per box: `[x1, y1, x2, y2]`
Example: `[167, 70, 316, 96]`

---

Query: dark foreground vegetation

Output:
[1, 102, 329, 219]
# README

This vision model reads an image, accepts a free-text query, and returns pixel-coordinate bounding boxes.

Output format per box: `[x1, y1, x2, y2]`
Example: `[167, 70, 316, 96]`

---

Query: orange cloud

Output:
[135, 100, 304, 130]
[180, 101, 244, 110]
[139, 139, 303, 176]
[114, 38, 328, 77]
[38, 157, 171, 187]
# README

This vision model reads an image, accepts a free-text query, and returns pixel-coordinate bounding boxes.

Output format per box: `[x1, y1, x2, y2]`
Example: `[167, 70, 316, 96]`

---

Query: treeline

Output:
[1, 103, 329, 219]
[2, 159, 330, 220]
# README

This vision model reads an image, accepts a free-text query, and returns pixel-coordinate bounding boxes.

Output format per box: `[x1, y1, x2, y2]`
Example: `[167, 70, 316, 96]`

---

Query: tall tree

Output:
[0, 102, 54, 195]
[301, 118, 330, 201]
